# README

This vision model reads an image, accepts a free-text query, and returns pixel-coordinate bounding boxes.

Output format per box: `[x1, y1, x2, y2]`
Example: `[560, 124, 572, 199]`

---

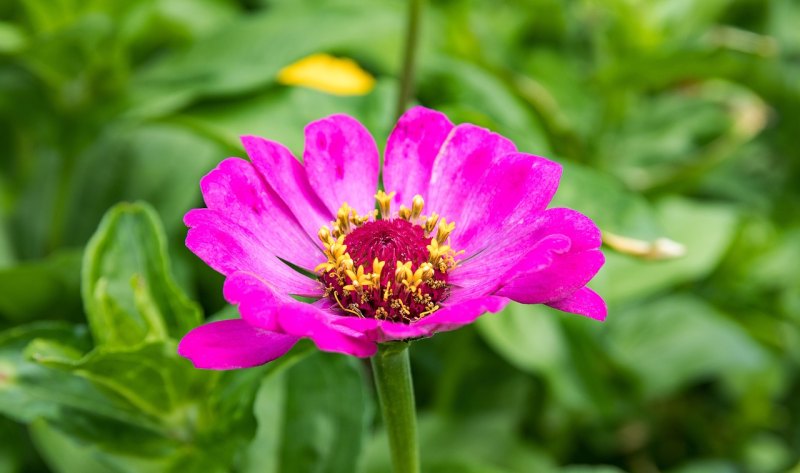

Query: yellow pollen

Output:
[398, 206, 412, 220]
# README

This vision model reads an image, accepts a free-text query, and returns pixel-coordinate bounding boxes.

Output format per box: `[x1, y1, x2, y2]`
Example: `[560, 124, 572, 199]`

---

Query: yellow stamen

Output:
[436, 219, 455, 244]
[372, 258, 386, 280]
[424, 213, 440, 234]
[336, 203, 352, 235]
[410, 195, 424, 221]
[398, 206, 411, 220]
[418, 304, 440, 318]
[395, 261, 413, 283]
[375, 190, 395, 219]
[318, 226, 332, 245]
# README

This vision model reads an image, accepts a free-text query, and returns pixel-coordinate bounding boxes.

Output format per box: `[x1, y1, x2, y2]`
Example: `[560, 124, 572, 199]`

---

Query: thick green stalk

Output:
[395, 0, 423, 119]
[371, 342, 420, 473]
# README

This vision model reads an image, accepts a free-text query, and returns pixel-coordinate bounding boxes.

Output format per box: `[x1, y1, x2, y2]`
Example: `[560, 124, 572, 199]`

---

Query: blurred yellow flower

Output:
[277, 53, 375, 96]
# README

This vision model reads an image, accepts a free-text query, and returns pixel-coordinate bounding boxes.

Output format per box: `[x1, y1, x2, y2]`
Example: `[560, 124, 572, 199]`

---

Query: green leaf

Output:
[593, 197, 738, 304]
[129, 4, 403, 117]
[29, 339, 212, 418]
[475, 303, 608, 413]
[0, 249, 82, 323]
[180, 80, 396, 154]
[605, 295, 770, 398]
[244, 351, 371, 473]
[417, 56, 551, 154]
[0, 322, 150, 428]
[62, 123, 224, 245]
[82, 202, 201, 347]
[552, 162, 662, 239]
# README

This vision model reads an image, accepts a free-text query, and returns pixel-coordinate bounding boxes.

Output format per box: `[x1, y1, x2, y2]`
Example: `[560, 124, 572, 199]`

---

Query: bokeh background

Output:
[1, 0, 799, 472]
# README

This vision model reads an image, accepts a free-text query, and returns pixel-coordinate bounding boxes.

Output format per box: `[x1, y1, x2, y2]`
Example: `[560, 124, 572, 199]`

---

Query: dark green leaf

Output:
[243, 351, 371, 473]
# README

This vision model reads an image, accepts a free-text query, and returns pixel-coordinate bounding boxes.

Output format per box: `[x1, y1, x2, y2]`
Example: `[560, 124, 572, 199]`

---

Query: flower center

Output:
[315, 191, 459, 323]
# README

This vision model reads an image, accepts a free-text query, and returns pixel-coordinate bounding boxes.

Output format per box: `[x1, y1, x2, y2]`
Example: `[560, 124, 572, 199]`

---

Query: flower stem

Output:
[371, 342, 420, 473]
[395, 0, 423, 119]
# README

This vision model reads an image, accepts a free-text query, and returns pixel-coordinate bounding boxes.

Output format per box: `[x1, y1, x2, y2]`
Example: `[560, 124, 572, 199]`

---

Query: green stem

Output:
[371, 342, 420, 473]
[395, 0, 423, 119]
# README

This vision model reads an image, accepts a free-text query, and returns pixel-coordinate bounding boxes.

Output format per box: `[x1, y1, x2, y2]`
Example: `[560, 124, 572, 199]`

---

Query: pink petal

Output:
[223, 272, 377, 358]
[185, 209, 321, 297]
[546, 287, 607, 321]
[452, 152, 562, 253]
[495, 208, 604, 304]
[498, 249, 604, 303]
[383, 106, 454, 206]
[242, 136, 333, 239]
[303, 115, 380, 216]
[412, 295, 509, 334]
[189, 156, 322, 267]
[178, 319, 298, 370]
[449, 214, 572, 298]
[427, 124, 516, 229]
[328, 295, 508, 342]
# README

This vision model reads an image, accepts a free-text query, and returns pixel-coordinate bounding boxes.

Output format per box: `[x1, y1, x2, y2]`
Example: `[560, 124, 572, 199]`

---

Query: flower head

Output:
[178, 107, 605, 369]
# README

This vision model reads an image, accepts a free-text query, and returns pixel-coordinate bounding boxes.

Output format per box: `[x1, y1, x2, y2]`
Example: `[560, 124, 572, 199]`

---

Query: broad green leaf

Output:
[668, 460, 738, 473]
[129, 4, 403, 117]
[29, 339, 212, 418]
[181, 80, 396, 154]
[605, 295, 770, 398]
[0, 249, 82, 323]
[62, 123, 223, 245]
[244, 351, 371, 473]
[0, 322, 150, 428]
[476, 303, 610, 413]
[561, 467, 627, 473]
[82, 202, 201, 347]
[594, 197, 738, 304]
[417, 56, 550, 154]
[29, 419, 125, 473]
[552, 162, 662, 239]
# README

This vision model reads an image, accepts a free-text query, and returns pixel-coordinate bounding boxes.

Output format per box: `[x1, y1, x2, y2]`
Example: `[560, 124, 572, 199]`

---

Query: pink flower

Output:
[178, 107, 605, 369]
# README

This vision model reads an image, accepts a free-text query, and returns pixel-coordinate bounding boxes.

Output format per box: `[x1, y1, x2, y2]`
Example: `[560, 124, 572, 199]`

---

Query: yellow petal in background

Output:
[277, 53, 376, 96]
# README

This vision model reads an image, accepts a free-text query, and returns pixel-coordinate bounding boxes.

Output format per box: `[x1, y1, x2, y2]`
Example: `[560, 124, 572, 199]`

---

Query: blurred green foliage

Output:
[1, 0, 799, 472]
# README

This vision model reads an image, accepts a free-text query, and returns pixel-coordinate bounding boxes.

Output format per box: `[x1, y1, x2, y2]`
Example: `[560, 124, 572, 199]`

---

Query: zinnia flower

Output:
[178, 107, 605, 369]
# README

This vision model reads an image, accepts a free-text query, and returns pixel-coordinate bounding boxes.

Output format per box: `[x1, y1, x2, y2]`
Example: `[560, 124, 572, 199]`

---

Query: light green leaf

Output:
[129, 4, 403, 117]
[82, 202, 201, 347]
[181, 80, 396, 154]
[0, 322, 151, 429]
[605, 295, 770, 398]
[552, 162, 662, 239]
[593, 197, 738, 304]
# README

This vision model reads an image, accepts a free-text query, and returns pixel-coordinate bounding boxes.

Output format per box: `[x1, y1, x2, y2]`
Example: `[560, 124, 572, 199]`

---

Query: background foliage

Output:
[1, 0, 799, 471]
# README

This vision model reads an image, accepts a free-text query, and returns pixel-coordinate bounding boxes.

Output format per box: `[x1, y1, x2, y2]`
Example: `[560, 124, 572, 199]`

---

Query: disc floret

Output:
[316, 192, 459, 323]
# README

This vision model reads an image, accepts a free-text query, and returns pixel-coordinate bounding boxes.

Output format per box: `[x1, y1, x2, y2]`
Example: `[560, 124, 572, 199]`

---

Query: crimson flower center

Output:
[315, 192, 458, 323]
